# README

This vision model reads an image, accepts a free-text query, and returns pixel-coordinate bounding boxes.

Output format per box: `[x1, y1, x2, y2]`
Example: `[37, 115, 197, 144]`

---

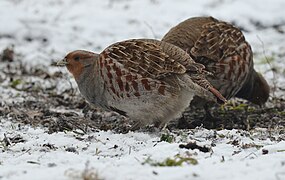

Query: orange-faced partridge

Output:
[162, 16, 269, 106]
[57, 39, 226, 130]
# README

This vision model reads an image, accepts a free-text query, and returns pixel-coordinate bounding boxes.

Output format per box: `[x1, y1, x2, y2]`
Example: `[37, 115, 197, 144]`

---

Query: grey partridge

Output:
[57, 39, 226, 130]
[162, 16, 269, 106]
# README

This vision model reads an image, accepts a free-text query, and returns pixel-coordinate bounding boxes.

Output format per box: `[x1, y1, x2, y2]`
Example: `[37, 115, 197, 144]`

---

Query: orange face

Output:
[57, 50, 96, 80]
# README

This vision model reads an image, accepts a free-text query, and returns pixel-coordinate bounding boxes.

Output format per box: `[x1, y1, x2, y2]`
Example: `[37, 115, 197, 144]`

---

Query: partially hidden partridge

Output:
[162, 16, 270, 105]
[57, 39, 226, 130]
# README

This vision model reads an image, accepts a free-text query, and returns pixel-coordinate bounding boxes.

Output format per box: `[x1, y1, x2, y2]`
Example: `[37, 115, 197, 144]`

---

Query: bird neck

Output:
[76, 63, 106, 108]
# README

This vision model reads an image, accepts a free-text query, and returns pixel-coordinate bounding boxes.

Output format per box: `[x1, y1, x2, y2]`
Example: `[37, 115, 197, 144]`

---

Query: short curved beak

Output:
[56, 58, 68, 66]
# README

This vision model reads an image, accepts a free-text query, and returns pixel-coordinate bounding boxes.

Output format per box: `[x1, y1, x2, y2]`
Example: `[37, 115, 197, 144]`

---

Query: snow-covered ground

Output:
[0, 0, 285, 179]
[1, 121, 285, 180]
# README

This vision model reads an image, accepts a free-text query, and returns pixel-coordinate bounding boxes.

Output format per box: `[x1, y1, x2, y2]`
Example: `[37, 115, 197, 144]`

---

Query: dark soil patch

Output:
[174, 100, 285, 131]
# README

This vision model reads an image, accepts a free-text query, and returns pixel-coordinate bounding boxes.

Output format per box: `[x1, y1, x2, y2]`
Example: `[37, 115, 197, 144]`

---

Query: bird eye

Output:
[74, 56, 80, 61]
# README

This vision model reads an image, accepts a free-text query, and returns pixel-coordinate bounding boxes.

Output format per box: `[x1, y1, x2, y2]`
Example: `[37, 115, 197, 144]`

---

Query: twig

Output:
[242, 152, 258, 160]
[16, 148, 31, 158]
[128, 146, 131, 155]
[275, 172, 285, 180]
[144, 21, 158, 39]
[256, 35, 277, 100]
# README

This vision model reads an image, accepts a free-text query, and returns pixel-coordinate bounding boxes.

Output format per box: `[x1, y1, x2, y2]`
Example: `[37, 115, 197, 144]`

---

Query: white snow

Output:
[1, 0, 285, 179]
[1, 120, 285, 180]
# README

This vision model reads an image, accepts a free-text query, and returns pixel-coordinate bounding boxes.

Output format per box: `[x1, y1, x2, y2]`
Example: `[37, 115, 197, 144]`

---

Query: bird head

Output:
[249, 72, 270, 106]
[57, 50, 98, 80]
